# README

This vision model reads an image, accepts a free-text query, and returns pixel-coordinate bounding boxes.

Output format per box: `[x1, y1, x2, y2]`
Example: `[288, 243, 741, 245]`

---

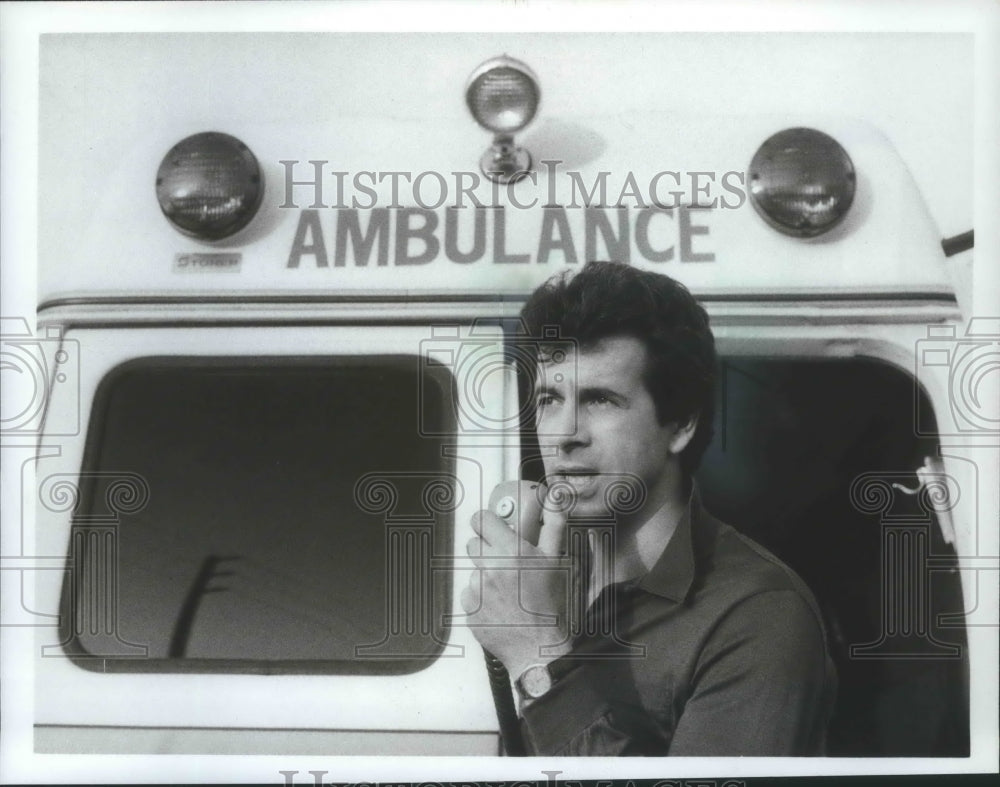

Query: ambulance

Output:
[8, 32, 994, 764]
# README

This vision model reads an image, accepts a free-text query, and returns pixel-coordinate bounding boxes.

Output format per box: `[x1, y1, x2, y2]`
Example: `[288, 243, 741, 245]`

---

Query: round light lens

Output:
[748, 127, 856, 238]
[466, 56, 540, 135]
[156, 132, 263, 241]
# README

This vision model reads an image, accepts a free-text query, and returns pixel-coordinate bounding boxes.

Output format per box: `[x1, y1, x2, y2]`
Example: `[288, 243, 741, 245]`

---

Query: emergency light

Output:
[465, 56, 540, 184]
[748, 127, 856, 238]
[155, 131, 264, 241]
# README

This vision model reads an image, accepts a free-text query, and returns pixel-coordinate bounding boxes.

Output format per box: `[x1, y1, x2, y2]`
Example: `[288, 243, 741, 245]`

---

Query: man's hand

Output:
[460, 496, 578, 679]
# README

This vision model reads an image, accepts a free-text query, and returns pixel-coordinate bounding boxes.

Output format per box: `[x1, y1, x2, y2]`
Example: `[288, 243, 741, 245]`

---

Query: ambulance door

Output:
[32, 315, 509, 754]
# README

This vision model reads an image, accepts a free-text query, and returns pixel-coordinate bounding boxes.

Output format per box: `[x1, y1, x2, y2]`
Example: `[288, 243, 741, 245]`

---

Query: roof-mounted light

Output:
[465, 56, 540, 184]
[748, 127, 856, 238]
[155, 132, 263, 241]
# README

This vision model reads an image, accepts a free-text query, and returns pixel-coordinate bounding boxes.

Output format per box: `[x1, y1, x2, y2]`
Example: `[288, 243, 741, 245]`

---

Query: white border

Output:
[3, 1, 998, 784]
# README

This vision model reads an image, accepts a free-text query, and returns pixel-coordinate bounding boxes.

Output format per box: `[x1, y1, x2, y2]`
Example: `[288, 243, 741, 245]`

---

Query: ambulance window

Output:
[62, 356, 455, 674]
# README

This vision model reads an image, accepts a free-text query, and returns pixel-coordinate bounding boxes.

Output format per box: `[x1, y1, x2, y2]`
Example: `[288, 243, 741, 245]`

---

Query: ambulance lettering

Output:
[285, 205, 715, 268]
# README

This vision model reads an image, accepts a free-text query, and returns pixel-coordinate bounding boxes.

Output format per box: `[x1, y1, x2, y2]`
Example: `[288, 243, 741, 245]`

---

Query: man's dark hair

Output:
[520, 260, 716, 476]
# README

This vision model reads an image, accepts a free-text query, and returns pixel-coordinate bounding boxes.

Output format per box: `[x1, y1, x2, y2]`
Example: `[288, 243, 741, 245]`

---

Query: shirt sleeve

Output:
[520, 662, 631, 756]
[667, 588, 836, 756]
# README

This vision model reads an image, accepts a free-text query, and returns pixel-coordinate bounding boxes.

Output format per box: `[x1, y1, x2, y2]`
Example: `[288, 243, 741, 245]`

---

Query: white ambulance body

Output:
[14, 33, 992, 762]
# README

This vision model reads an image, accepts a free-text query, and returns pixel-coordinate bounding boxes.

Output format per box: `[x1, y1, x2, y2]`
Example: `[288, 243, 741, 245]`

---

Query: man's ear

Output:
[668, 414, 699, 455]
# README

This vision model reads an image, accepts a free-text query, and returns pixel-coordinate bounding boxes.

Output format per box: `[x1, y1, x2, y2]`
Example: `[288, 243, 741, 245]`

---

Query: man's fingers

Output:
[466, 536, 484, 567]
[537, 485, 574, 556]
[460, 572, 480, 614]
[471, 509, 519, 551]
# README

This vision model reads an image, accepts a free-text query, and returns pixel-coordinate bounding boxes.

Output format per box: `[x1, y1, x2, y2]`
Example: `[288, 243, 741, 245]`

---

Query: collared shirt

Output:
[520, 490, 837, 756]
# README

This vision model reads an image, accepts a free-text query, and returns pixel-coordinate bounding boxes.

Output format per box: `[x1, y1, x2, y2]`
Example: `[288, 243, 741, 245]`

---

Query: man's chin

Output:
[565, 487, 614, 521]
[566, 504, 614, 522]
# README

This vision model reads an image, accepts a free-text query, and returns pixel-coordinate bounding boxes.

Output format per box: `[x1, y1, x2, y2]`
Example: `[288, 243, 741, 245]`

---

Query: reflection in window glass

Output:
[63, 356, 455, 674]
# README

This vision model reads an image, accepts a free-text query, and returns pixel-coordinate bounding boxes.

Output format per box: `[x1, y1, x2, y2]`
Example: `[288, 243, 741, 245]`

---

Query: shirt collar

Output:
[636, 483, 702, 603]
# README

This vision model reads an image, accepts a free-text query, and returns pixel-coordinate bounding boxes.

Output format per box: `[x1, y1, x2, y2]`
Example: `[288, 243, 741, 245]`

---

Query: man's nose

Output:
[552, 403, 589, 453]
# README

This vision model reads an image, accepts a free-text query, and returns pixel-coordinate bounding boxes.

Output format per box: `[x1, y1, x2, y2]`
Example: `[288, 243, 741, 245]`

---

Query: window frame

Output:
[61, 352, 458, 675]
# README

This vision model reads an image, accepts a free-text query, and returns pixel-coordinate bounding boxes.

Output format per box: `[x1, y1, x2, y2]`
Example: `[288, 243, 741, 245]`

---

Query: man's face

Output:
[534, 335, 684, 522]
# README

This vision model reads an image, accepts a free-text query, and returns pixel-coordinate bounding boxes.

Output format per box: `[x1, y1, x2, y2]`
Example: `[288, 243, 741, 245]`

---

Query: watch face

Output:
[519, 665, 553, 698]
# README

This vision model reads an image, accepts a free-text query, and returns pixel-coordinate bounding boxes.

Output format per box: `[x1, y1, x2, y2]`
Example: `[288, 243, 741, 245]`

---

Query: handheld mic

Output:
[489, 480, 547, 546]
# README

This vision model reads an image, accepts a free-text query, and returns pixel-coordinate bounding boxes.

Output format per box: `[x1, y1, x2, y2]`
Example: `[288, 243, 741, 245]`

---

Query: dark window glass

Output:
[61, 356, 455, 674]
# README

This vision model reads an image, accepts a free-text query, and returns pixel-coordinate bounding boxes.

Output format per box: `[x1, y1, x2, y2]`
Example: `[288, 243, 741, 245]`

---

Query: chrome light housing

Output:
[465, 56, 540, 183]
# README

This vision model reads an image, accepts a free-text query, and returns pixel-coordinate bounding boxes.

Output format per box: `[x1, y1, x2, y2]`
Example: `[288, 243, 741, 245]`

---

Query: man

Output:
[462, 260, 836, 756]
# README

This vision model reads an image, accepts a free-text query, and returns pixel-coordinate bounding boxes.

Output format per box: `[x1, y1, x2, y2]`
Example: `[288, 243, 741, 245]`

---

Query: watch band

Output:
[546, 653, 579, 681]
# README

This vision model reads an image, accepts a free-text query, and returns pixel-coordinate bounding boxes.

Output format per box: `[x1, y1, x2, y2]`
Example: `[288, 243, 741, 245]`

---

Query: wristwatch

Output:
[514, 657, 576, 701]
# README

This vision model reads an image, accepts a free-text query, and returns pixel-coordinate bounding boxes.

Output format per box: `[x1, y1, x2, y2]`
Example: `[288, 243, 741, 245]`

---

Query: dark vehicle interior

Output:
[696, 358, 968, 757]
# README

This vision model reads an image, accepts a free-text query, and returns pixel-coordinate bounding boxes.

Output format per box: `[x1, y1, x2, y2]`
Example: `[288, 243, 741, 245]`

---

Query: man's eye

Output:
[589, 395, 613, 407]
[536, 394, 556, 408]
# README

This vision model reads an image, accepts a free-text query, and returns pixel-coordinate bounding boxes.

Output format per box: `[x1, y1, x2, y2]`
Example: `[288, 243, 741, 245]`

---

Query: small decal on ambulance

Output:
[173, 253, 242, 272]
